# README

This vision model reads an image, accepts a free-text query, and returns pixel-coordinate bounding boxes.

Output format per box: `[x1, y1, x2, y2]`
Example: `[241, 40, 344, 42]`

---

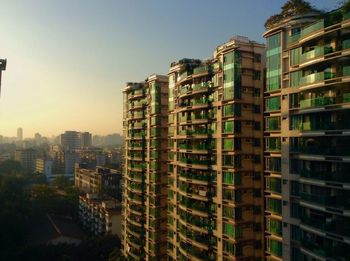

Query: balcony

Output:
[179, 241, 216, 261]
[299, 71, 336, 87]
[266, 177, 281, 194]
[287, 33, 301, 46]
[298, 120, 350, 131]
[266, 138, 281, 152]
[266, 198, 282, 215]
[266, 218, 282, 236]
[193, 65, 210, 75]
[300, 192, 335, 206]
[178, 171, 217, 183]
[300, 20, 324, 39]
[266, 238, 282, 258]
[192, 82, 212, 92]
[300, 169, 350, 183]
[301, 239, 350, 260]
[179, 211, 215, 231]
[299, 96, 334, 109]
[300, 46, 333, 64]
[291, 145, 350, 156]
[301, 216, 350, 238]
[265, 117, 280, 132]
[179, 196, 216, 215]
[179, 226, 214, 247]
[179, 158, 211, 166]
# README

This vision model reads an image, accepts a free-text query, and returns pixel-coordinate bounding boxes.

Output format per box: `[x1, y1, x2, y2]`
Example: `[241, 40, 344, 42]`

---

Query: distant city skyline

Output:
[0, 0, 335, 137]
[0, 128, 122, 139]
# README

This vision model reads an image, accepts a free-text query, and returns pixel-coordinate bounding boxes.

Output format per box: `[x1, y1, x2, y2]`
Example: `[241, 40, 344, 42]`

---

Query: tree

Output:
[265, 0, 321, 28]
[0, 160, 22, 175]
[52, 175, 72, 190]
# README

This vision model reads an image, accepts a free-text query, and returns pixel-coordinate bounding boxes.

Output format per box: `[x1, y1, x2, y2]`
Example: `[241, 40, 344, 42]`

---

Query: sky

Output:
[0, 0, 337, 138]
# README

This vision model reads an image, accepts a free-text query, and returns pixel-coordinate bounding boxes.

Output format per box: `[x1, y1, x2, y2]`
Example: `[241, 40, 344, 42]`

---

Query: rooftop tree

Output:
[265, 0, 321, 29]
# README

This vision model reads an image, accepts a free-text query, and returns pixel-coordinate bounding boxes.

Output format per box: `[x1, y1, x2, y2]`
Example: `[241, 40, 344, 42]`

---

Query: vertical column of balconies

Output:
[217, 42, 264, 261]
[122, 83, 147, 260]
[264, 10, 350, 261]
[173, 61, 218, 261]
[144, 76, 168, 260]
[287, 13, 350, 261]
[264, 32, 284, 261]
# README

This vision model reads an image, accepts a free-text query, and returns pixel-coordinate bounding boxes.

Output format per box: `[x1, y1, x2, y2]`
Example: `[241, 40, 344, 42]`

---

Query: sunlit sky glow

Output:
[0, 0, 335, 138]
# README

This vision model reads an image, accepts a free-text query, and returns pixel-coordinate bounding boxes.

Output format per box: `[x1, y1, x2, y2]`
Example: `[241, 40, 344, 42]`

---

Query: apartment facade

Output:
[75, 165, 122, 199]
[263, 8, 350, 261]
[79, 193, 121, 237]
[15, 148, 37, 173]
[122, 75, 169, 260]
[167, 36, 265, 261]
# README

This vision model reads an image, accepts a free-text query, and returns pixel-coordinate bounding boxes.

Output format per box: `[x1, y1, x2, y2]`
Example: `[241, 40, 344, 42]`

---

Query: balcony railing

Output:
[300, 169, 350, 183]
[300, 192, 335, 206]
[178, 171, 217, 182]
[300, 46, 333, 64]
[291, 145, 350, 156]
[300, 20, 324, 38]
[299, 96, 335, 109]
[299, 71, 336, 87]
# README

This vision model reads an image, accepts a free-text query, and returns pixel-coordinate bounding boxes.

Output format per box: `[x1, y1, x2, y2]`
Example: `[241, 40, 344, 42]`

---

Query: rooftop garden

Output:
[265, 0, 321, 29]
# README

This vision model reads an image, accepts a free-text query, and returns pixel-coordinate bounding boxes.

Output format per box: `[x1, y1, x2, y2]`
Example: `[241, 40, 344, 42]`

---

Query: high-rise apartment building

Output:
[80, 132, 92, 148]
[263, 5, 350, 261]
[60, 131, 81, 150]
[167, 36, 265, 261]
[0, 59, 6, 95]
[122, 75, 169, 260]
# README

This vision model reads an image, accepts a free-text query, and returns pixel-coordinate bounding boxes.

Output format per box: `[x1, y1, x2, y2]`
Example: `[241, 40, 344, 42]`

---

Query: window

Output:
[253, 70, 261, 80]
[253, 53, 261, 63]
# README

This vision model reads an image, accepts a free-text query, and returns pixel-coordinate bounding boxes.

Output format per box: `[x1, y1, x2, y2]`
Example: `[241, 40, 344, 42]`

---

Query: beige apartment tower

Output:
[263, 4, 350, 261]
[122, 75, 169, 260]
[167, 36, 265, 261]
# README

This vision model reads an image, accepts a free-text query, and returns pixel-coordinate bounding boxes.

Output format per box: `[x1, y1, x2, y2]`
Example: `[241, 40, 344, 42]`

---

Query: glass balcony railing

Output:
[266, 117, 280, 131]
[190, 97, 212, 106]
[193, 65, 210, 75]
[266, 218, 282, 236]
[192, 82, 212, 91]
[299, 96, 335, 109]
[300, 46, 333, 63]
[287, 33, 300, 46]
[343, 39, 350, 50]
[299, 71, 336, 86]
[179, 171, 217, 182]
[266, 139, 281, 152]
[291, 145, 350, 156]
[300, 192, 335, 205]
[300, 20, 324, 38]
[266, 177, 281, 193]
[300, 169, 350, 183]
[298, 120, 350, 131]
[266, 198, 282, 215]
[179, 212, 215, 230]
[301, 239, 350, 260]
[343, 66, 350, 77]
[179, 158, 211, 166]
[267, 238, 282, 258]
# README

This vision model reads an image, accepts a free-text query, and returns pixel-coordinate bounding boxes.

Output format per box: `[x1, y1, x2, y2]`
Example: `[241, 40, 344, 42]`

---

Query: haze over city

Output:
[0, 0, 334, 138]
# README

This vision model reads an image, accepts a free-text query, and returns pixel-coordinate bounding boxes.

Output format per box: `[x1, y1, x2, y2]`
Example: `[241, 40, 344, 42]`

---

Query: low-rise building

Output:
[78, 193, 121, 237]
[75, 166, 122, 199]
[35, 158, 53, 179]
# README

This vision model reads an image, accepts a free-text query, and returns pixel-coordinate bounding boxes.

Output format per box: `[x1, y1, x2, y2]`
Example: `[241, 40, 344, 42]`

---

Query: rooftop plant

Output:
[265, 0, 321, 29]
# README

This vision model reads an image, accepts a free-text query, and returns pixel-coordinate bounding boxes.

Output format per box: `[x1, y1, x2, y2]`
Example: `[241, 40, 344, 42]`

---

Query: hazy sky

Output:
[0, 0, 336, 138]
